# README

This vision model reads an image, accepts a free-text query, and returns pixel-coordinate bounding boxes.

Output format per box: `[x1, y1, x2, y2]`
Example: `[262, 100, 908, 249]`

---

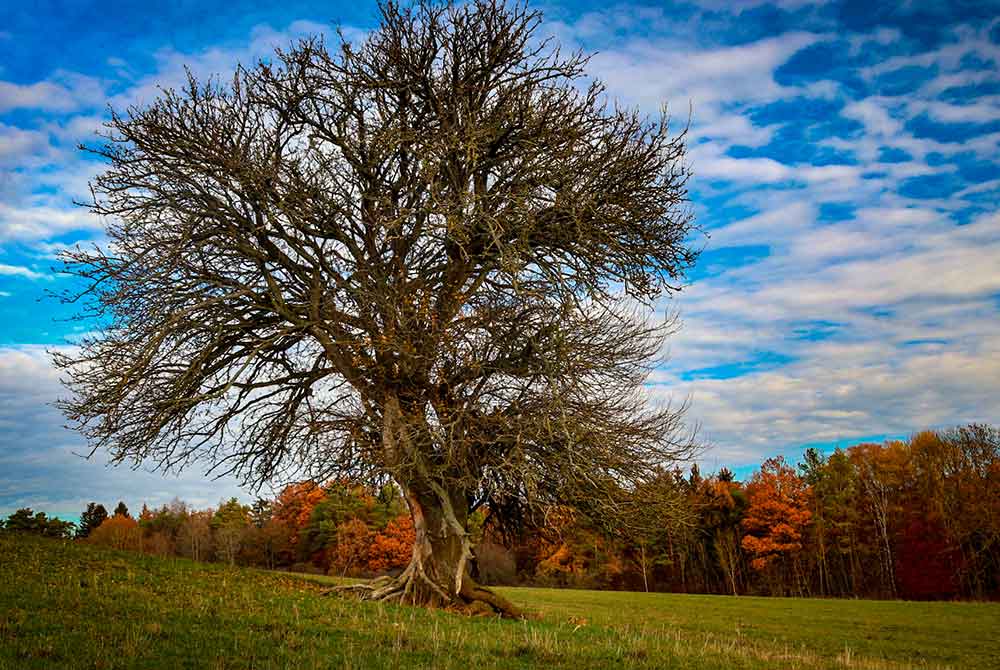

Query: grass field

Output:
[2, 534, 997, 669]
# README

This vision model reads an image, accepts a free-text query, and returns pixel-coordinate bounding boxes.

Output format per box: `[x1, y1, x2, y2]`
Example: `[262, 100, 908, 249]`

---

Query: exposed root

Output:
[459, 577, 523, 619]
[329, 568, 522, 619]
[328, 575, 393, 597]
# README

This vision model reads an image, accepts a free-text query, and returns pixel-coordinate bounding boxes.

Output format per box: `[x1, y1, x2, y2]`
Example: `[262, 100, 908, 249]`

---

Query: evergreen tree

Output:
[250, 499, 273, 529]
[77, 502, 109, 539]
[4, 508, 75, 538]
[5, 508, 39, 533]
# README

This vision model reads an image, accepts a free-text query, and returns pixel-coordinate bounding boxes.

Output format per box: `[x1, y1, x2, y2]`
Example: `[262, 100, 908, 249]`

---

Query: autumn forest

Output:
[7, 423, 997, 603]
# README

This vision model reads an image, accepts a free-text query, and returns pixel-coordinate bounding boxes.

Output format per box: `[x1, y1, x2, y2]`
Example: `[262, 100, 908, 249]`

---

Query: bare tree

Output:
[177, 512, 214, 563]
[55, 0, 697, 615]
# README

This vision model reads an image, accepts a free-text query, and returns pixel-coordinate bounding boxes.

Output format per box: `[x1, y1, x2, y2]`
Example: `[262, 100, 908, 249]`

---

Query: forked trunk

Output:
[333, 393, 521, 617]
[404, 486, 517, 613]
[335, 484, 521, 617]
[401, 485, 468, 606]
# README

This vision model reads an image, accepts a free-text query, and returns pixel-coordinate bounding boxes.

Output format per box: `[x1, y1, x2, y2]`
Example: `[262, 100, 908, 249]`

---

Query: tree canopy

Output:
[55, 0, 698, 615]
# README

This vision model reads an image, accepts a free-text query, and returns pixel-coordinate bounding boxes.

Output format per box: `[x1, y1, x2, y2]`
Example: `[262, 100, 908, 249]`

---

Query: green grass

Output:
[2, 534, 997, 669]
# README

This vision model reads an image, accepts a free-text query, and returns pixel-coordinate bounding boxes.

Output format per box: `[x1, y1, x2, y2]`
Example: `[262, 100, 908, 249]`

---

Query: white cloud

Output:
[657, 321, 1000, 466]
[583, 30, 821, 112]
[0, 20, 350, 516]
[0, 203, 103, 243]
[0, 72, 105, 113]
[0, 124, 55, 168]
[0, 263, 49, 280]
[692, 150, 793, 183]
[920, 99, 1000, 124]
[0, 80, 75, 112]
[841, 98, 904, 138]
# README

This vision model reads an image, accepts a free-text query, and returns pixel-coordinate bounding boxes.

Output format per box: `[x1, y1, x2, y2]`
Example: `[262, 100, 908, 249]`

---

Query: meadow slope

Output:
[1, 534, 997, 669]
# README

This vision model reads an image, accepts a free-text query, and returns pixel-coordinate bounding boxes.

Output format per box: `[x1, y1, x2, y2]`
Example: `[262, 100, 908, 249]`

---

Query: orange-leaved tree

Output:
[329, 519, 373, 577]
[368, 514, 415, 574]
[88, 514, 142, 552]
[272, 481, 327, 555]
[741, 456, 812, 595]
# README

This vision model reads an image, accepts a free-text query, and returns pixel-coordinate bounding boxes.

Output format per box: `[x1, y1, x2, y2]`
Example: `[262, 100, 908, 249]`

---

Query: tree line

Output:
[4, 423, 997, 601]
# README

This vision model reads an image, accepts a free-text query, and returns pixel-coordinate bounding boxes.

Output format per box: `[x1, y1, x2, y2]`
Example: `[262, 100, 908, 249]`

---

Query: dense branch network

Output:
[55, 0, 699, 614]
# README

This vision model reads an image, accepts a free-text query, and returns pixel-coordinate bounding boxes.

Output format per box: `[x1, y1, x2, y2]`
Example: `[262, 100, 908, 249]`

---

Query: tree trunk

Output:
[336, 484, 521, 617]
[334, 393, 521, 617]
[639, 543, 649, 592]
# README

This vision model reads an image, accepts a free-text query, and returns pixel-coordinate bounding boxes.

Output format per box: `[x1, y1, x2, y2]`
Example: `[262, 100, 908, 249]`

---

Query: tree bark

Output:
[334, 393, 521, 617]
[336, 483, 522, 617]
[639, 543, 649, 592]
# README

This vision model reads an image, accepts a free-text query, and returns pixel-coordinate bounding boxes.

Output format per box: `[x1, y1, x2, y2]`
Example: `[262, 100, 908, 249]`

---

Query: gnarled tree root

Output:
[328, 566, 522, 619]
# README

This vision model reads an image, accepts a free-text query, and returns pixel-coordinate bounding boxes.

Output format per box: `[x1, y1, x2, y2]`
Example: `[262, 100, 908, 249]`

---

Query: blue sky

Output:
[2, 0, 999, 520]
